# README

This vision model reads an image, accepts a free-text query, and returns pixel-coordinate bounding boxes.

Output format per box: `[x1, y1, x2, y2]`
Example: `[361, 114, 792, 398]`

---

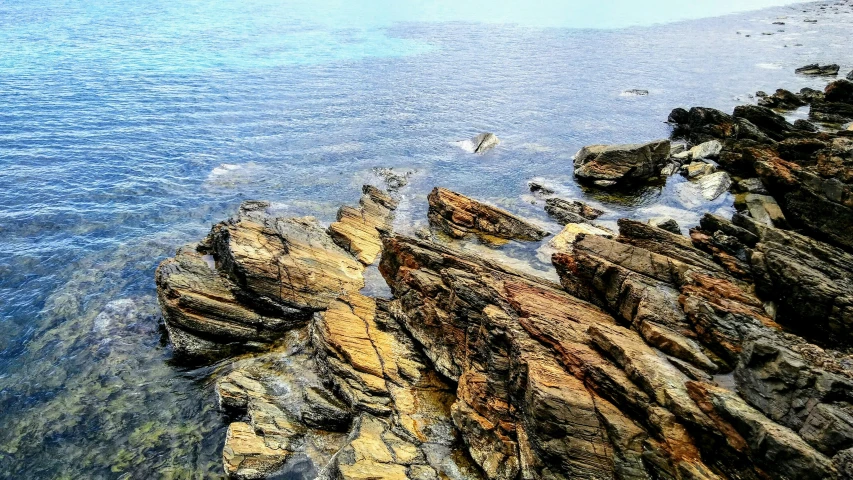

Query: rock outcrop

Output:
[427, 187, 549, 241]
[573, 140, 671, 187]
[157, 75, 853, 480]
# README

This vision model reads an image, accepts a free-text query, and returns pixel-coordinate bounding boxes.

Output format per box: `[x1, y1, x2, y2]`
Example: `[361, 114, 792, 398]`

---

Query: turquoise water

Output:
[1, 0, 852, 477]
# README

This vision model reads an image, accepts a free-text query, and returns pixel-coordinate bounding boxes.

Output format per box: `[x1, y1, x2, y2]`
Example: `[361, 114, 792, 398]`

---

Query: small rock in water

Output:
[689, 140, 723, 161]
[622, 89, 649, 96]
[795, 63, 840, 76]
[544, 198, 604, 225]
[473, 132, 500, 154]
[696, 171, 732, 200]
[372, 167, 412, 192]
[528, 181, 555, 195]
[648, 217, 681, 235]
[573, 139, 670, 186]
[848, 70, 853, 81]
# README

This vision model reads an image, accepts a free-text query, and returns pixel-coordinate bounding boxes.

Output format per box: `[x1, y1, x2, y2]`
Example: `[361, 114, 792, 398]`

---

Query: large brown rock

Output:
[573, 140, 671, 186]
[328, 185, 398, 265]
[427, 187, 548, 241]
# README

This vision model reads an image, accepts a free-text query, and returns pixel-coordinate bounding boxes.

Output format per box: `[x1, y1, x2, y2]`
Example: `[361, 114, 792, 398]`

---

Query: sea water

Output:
[1, 0, 851, 477]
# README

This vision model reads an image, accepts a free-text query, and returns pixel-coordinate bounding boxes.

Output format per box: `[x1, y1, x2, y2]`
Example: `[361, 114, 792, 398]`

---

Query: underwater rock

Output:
[796, 63, 840, 76]
[427, 187, 548, 241]
[573, 139, 671, 186]
[543, 197, 604, 225]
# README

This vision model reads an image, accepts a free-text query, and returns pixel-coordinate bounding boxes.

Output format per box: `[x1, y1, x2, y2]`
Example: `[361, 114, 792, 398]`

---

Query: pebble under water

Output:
[1, 0, 852, 477]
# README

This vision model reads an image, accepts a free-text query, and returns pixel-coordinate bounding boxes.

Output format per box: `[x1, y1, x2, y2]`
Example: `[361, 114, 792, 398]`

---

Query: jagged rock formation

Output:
[156, 187, 394, 361]
[669, 79, 853, 251]
[573, 140, 671, 187]
[427, 187, 549, 241]
[157, 79, 853, 480]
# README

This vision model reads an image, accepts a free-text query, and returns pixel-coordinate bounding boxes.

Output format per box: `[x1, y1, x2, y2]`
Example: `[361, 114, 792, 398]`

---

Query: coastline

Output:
[156, 61, 853, 479]
[2, 0, 853, 478]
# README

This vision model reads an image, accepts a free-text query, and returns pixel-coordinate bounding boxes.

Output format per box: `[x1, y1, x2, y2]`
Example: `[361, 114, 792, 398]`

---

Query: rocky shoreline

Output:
[155, 73, 853, 479]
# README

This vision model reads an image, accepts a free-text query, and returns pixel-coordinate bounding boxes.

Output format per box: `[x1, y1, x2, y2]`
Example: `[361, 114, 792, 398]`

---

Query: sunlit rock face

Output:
[158, 173, 853, 478]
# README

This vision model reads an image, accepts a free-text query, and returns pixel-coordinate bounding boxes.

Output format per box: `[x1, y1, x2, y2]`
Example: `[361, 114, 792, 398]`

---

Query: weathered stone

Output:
[825, 79, 853, 104]
[758, 89, 807, 110]
[734, 178, 768, 194]
[744, 194, 787, 228]
[648, 217, 681, 235]
[573, 140, 671, 185]
[156, 245, 307, 360]
[688, 382, 838, 480]
[544, 197, 604, 225]
[472, 133, 500, 154]
[689, 140, 723, 161]
[548, 222, 615, 253]
[685, 161, 715, 178]
[427, 187, 548, 241]
[696, 172, 733, 201]
[794, 119, 818, 132]
[211, 215, 365, 312]
[733, 105, 794, 141]
[328, 185, 398, 265]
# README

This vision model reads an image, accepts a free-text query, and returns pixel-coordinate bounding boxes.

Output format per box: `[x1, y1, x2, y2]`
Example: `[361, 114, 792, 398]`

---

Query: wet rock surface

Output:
[427, 187, 549, 241]
[573, 139, 671, 187]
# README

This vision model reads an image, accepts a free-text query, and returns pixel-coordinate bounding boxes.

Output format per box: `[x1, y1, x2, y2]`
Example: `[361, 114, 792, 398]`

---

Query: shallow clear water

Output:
[1, 0, 852, 477]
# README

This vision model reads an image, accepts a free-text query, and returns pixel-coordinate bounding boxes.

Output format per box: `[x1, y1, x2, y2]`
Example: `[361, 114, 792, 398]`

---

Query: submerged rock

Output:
[573, 139, 670, 186]
[427, 187, 548, 241]
[796, 63, 841, 76]
[543, 197, 604, 225]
